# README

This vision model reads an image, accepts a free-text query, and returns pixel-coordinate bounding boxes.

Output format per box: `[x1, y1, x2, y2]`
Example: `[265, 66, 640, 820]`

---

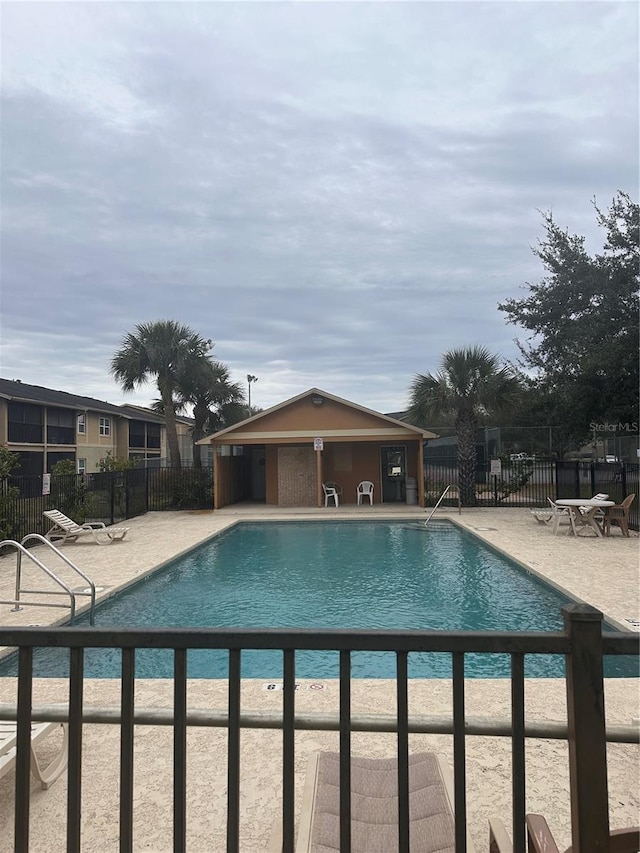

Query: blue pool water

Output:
[2, 521, 636, 679]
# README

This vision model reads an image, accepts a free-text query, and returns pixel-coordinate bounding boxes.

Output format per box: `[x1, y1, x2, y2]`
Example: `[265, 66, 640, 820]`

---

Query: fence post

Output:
[110, 473, 115, 526]
[562, 603, 609, 852]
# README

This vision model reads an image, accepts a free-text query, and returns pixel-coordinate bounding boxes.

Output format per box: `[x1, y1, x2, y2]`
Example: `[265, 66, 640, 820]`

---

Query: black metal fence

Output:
[0, 605, 637, 852]
[2, 468, 214, 543]
[2, 461, 638, 542]
[424, 460, 639, 530]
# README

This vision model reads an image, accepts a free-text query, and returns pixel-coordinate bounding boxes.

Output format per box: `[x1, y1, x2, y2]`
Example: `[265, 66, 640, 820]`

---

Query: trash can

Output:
[406, 476, 418, 505]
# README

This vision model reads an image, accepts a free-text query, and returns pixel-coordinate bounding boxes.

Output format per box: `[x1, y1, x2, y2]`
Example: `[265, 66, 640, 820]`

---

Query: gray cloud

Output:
[1, 1, 637, 414]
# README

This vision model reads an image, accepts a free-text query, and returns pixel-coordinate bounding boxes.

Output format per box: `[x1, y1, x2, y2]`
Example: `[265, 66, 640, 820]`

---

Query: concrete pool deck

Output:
[0, 505, 638, 850]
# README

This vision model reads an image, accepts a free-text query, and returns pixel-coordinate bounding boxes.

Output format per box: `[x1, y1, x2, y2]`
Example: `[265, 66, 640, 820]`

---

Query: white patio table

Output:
[555, 498, 615, 538]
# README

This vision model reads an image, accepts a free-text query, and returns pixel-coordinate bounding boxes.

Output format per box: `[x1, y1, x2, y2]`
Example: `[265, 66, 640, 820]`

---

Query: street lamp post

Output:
[247, 374, 258, 415]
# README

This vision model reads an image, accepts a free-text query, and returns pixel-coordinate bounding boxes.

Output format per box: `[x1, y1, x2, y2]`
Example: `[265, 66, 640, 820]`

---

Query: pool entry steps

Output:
[0, 534, 97, 625]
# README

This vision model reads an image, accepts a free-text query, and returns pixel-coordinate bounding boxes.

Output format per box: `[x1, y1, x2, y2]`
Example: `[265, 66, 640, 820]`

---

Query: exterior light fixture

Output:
[247, 375, 258, 414]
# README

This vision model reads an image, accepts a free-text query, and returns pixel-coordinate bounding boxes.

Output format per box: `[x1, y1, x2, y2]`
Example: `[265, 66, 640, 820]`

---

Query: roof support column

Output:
[213, 447, 220, 510]
[417, 440, 425, 507]
[316, 447, 323, 507]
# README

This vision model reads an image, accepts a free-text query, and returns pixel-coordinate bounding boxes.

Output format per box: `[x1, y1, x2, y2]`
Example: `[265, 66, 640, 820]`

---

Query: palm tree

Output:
[176, 360, 244, 468]
[408, 346, 522, 506]
[110, 320, 212, 468]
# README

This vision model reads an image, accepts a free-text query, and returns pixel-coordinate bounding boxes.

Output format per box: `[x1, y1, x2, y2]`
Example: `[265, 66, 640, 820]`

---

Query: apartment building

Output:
[0, 378, 167, 475]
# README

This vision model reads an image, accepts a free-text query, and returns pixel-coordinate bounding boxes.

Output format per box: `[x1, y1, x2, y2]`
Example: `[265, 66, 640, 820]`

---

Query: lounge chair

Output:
[489, 812, 640, 853]
[269, 751, 474, 852]
[603, 494, 636, 537]
[43, 509, 129, 545]
[531, 508, 553, 524]
[579, 493, 609, 529]
[0, 719, 69, 789]
[321, 484, 339, 508]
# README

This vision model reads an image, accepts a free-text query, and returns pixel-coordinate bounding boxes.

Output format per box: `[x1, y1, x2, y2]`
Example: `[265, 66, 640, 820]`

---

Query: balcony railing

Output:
[0, 604, 638, 853]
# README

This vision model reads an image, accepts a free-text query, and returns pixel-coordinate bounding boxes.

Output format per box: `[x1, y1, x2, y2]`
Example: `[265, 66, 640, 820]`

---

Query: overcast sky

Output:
[1, 1, 637, 415]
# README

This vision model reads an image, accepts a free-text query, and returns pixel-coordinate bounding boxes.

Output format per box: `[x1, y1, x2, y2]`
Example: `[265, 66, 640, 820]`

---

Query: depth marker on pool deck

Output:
[262, 683, 326, 691]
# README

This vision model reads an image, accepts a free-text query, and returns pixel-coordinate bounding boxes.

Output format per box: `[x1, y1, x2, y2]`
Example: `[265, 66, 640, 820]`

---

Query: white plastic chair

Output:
[43, 509, 129, 545]
[322, 483, 339, 508]
[547, 498, 576, 536]
[356, 481, 374, 506]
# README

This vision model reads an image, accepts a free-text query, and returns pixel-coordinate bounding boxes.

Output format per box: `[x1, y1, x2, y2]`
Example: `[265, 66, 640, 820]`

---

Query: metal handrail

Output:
[1, 704, 636, 744]
[425, 484, 457, 524]
[0, 536, 97, 625]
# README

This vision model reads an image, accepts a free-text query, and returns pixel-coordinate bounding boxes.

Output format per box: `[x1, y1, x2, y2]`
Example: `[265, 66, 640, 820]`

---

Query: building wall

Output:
[75, 412, 120, 472]
[246, 439, 422, 506]
[0, 399, 121, 475]
[277, 446, 316, 506]
[0, 396, 172, 475]
[233, 395, 403, 434]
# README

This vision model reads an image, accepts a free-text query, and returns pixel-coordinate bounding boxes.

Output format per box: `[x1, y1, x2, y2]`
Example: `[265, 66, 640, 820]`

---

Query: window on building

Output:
[13, 451, 44, 477]
[77, 413, 86, 434]
[47, 407, 75, 445]
[7, 402, 44, 444]
[77, 458, 87, 474]
[129, 420, 146, 448]
[47, 451, 75, 470]
[130, 420, 161, 449]
[99, 417, 111, 436]
[147, 423, 161, 449]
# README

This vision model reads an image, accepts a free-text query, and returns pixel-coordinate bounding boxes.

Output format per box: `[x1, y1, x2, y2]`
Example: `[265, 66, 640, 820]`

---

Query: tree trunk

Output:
[191, 403, 208, 470]
[192, 441, 202, 469]
[456, 414, 478, 506]
[163, 393, 182, 469]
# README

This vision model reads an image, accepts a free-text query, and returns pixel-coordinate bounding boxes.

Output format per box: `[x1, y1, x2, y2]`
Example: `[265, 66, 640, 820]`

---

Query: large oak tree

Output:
[499, 192, 639, 445]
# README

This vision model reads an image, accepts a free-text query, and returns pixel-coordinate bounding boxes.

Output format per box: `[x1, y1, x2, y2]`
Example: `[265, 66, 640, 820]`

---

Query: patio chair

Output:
[324, 481, 342, 500]
[489, 812, 640, 853]
[269, 751, 474, 852]
[546, 498, 576, 536]
[43, 509, 130, 545]
[356, 480, 374, 506]
[578, 493, 609, 526]
[0, 719, 69, 789]
[603, 494, 636, 537]
[321, 483, 339, 508]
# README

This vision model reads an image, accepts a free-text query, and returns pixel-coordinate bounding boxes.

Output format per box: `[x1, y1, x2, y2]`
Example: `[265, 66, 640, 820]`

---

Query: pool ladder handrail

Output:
[425, 485, 459, 525]
[0, 534, 97, 625]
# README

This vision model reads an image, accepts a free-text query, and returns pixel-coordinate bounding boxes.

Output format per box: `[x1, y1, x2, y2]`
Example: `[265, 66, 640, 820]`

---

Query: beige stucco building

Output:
[198, 388, 436, 509]
[0, 378, 167, 475]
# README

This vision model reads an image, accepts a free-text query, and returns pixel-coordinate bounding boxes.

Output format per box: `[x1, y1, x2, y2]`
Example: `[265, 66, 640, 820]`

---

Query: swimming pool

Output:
[2, 521, 636, 678]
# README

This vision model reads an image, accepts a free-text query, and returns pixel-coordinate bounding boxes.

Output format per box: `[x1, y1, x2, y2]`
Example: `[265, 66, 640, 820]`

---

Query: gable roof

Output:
[197, 387, 436, 443]
[0, 378, 159, 423]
